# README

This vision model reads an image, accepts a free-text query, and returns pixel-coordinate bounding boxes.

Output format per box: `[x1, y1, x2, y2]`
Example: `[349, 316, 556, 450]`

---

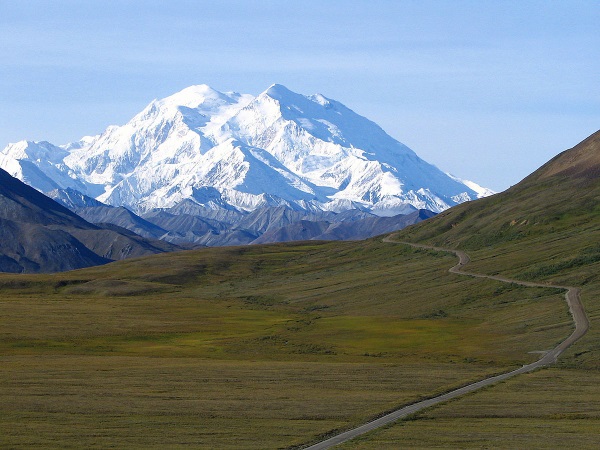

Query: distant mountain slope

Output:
[46, 185, 433, 247]
[0, 217, 109, 273]
[0, 84, 491, 216]
[0, 168, 180, 273]
[73, 205, 168, 240]
[253, 209, 436, 244]
[0, 167, 91, 228]
[47, 187, 105, 209]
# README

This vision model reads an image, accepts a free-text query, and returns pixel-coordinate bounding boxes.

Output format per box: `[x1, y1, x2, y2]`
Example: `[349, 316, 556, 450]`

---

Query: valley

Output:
[1, 131, 598, 448]
[307, 237, 589, 448]
[0, 237, 579, 448]
[2, 2, 598, 448]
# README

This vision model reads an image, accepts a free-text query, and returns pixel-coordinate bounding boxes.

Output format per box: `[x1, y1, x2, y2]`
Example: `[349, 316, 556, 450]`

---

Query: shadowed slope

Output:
[0, 168, 180, 273]
[0, 168, 92, 227]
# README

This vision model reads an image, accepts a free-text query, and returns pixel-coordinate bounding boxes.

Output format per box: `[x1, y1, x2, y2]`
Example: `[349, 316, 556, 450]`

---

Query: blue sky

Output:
[0, 0, 598, 191]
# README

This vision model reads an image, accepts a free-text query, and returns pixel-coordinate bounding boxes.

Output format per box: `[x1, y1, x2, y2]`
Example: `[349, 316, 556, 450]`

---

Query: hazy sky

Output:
[1, 0, 598, 191]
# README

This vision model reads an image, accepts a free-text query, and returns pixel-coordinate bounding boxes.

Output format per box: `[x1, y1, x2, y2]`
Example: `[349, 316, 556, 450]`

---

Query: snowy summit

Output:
[0, 84, 492, 215]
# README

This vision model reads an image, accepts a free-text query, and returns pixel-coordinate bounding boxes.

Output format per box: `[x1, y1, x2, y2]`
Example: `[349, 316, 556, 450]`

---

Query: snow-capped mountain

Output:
[0, 84, 492, 215]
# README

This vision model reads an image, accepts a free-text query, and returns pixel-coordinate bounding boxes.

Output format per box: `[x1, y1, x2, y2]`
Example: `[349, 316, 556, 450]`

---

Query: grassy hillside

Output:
[398, 130, 600, 370]
[0, 238, 572, 448]
[400, 130, 600, 253]
[348, 131, 600, 447]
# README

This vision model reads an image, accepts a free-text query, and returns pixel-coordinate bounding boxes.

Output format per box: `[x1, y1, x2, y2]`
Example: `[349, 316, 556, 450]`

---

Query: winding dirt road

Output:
[304, 238, 589, 450]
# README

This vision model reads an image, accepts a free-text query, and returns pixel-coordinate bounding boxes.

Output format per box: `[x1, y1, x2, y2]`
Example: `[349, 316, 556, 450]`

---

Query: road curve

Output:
[303, 238, 589, 450]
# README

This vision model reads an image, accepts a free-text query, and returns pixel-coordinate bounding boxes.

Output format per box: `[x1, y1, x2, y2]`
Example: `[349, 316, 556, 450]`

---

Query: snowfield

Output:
[0, 83, 492, 215]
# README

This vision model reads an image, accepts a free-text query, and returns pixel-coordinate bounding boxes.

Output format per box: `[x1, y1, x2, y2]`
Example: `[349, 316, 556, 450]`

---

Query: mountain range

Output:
[0, 84, 497, 269]
[42, 187, 435, 247]
[0, 84, 491, 218]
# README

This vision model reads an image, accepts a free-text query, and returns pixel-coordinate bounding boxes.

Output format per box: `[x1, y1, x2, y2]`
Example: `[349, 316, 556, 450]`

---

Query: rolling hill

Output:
[395, 130, 600, 371]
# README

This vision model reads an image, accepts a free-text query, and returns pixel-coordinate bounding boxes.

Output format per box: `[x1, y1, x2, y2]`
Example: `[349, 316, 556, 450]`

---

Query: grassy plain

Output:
[338, 369, 600, 449]
[0, 239, 573, 448]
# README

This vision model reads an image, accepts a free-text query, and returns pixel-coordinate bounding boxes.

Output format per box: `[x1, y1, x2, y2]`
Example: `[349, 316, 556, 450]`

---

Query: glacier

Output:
[0, 83, 492, 215]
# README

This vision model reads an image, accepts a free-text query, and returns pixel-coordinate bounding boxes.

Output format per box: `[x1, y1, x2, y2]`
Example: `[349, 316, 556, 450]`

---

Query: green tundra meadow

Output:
[0, 238, 581, 448]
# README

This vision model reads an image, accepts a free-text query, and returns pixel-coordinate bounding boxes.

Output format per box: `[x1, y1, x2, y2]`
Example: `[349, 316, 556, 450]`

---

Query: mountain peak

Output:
[261, 85, 337, 113]
[264, 83, 294, 97]
[159, 84, 230, 109]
